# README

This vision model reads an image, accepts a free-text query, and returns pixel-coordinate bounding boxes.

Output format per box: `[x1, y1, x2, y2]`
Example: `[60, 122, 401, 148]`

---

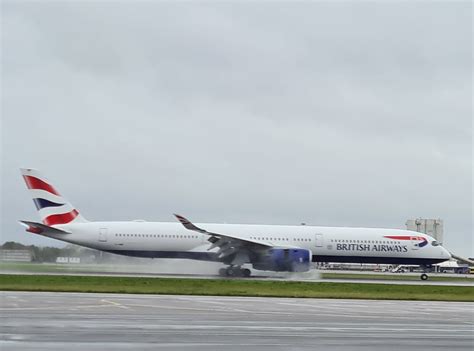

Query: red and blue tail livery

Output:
[20, 168, 86, 226]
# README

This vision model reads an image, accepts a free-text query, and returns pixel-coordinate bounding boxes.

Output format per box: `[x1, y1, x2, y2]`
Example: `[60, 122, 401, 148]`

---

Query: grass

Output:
[320, 273, 474, 282]
[1, 262, 472, 282]
[1, 274, 473, 301]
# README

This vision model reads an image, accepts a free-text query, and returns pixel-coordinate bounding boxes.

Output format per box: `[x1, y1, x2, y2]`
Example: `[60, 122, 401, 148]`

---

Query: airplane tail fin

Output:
[20, 168, 87, 226]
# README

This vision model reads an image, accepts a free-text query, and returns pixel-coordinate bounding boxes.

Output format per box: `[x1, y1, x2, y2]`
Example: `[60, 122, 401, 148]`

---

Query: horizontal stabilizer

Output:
[18, 220, 71, 235]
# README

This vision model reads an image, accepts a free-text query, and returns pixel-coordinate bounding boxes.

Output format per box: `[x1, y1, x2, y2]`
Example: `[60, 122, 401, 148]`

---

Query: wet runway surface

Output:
[1, 292, 473, 350]
[2, 271, 472, 286]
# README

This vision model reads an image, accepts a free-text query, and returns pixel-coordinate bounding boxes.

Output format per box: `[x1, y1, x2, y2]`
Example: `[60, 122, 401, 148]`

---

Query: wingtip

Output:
[174, 213, 188, 223]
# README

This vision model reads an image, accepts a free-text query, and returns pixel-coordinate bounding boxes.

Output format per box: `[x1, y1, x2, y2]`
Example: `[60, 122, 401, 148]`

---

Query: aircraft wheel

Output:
[420, 273, 428, 281]
[242, 268, 251, 277]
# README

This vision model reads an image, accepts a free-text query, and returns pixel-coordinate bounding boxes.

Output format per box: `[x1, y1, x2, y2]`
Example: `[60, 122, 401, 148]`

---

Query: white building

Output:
[406, 218, 444, 244]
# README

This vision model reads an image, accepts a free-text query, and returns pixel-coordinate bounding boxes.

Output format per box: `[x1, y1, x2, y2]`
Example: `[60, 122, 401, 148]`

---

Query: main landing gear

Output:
[218, 266, 251, 277]
[420, 273, 429, 281]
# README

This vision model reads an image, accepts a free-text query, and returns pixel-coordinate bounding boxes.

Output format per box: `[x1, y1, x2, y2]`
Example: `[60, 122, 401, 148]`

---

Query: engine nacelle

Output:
[252, 248, 312, 272]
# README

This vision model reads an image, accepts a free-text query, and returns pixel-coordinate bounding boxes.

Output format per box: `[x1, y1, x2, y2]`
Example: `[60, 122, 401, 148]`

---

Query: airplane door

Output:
[315, 233, 324, 247]
[99, 228, 108, 242]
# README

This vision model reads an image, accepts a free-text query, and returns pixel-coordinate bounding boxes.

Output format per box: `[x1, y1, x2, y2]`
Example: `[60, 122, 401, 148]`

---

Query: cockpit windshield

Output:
[431, 240, 440, 246]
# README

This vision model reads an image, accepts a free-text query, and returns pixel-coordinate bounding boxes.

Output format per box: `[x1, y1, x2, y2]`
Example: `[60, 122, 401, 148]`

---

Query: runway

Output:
[1, 292, 473, 350]
[1, 271, 473, 286]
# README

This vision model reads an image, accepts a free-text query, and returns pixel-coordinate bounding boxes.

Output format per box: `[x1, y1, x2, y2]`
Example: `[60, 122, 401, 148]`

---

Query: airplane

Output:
[18, 168, 451, 280]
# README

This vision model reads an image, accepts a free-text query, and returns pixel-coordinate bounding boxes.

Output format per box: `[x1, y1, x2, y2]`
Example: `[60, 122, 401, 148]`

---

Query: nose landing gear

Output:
[218, 266, 251, 277]
[419, 264, 433, 281]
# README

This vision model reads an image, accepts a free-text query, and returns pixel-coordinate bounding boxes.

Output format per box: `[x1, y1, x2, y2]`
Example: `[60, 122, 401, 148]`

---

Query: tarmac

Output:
[1, 291, 473, 350]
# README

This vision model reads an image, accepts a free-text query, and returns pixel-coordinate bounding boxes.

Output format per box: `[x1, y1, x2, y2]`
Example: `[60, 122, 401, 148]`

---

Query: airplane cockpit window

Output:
[431, 240, 440, 246]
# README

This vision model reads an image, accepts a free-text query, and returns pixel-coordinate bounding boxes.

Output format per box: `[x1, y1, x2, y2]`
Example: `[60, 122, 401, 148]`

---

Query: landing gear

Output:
[218, 266, 251, 278]
[419, 264, 433, 281]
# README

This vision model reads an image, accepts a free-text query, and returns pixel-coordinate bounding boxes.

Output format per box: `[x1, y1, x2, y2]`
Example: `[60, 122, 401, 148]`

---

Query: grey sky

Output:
[1, 1, 472, 256]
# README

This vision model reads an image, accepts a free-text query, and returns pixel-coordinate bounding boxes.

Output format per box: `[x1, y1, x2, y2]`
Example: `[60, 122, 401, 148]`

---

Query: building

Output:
[0, 249, 32, 262]
[406, 218, 443, 243]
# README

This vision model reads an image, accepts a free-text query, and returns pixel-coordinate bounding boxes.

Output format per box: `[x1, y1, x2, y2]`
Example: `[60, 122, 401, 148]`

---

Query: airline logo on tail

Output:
[21, 168, 85, 226]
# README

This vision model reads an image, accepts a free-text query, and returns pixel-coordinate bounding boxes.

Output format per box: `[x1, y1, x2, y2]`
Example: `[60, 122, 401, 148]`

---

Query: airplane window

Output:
[431, 241, 440, 246]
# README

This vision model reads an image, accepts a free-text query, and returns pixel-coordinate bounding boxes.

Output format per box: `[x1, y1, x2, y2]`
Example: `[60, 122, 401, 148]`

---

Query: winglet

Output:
[173, 214, 206, 233]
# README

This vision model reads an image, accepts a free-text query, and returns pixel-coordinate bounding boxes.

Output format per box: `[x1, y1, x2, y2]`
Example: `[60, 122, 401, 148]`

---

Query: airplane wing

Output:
[174, 214, 273, 264]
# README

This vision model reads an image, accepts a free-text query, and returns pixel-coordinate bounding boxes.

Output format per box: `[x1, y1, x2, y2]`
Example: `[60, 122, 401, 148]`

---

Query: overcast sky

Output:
[1, 1, 472, 257]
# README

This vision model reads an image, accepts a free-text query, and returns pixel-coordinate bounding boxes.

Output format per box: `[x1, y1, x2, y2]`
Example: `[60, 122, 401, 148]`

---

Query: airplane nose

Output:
[442, 247, 451, 260]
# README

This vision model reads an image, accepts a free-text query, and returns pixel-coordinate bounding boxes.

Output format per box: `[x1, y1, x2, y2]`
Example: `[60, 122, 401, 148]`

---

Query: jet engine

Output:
[252, 248, 312, 272]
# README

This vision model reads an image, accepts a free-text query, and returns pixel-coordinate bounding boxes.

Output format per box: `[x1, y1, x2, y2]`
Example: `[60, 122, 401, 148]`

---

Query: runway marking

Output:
[100, 299, 130, 310]
[184, 299, 253, 313]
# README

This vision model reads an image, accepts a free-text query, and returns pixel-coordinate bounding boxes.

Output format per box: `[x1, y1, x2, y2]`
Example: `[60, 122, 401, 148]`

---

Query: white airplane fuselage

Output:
[46, 221, 450, 266]
[19, 168, 452, 274]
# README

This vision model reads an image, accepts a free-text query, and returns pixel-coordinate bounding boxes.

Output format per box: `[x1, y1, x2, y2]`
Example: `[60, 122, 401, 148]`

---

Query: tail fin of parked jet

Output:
[20, 168, 87, 226]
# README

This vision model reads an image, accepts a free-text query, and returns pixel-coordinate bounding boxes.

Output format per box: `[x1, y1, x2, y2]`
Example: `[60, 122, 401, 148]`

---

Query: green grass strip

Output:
[320, 273, 474, 282]
[1, 274, 473, 301]
[2, 263, 472, 282]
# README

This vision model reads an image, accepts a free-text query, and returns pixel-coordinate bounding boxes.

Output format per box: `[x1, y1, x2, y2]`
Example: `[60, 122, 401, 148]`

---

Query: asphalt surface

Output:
[1, 292, 473, 350]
